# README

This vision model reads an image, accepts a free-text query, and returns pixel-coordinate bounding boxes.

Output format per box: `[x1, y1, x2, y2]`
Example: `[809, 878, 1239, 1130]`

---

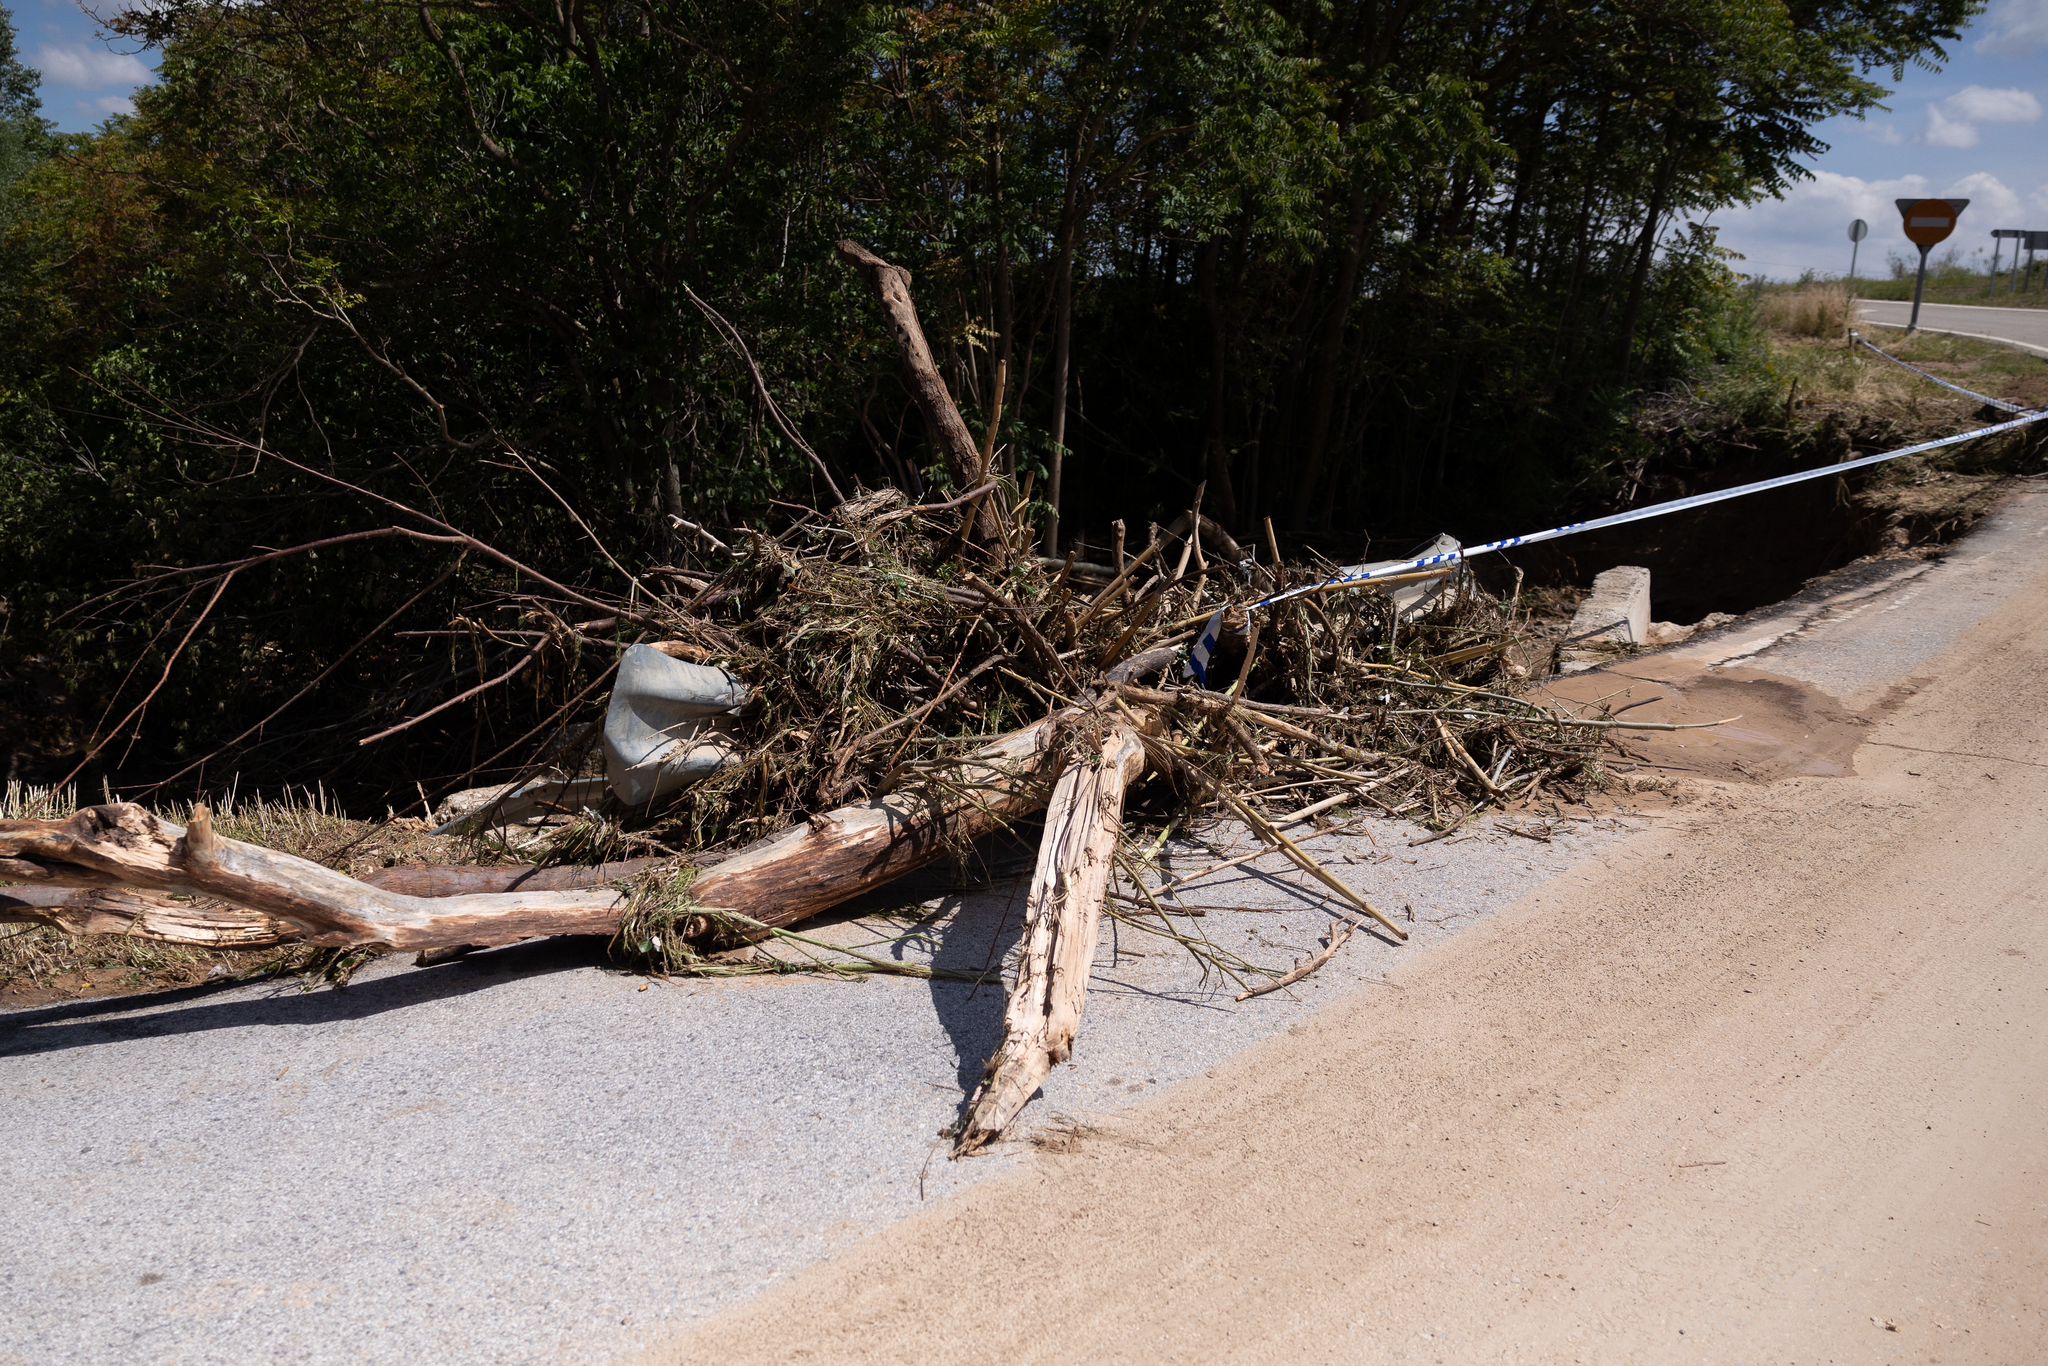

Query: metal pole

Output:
[1848, 237, 1860, 286]
[1988, 237, 2002, 294]
[1909, 245, 1930, 331]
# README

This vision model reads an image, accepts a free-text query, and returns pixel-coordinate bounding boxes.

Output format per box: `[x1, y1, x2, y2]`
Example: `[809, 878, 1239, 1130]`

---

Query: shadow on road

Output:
[0, 938, 594, 1058]
[817, 827, 1038, 1130]
[925, 879, 1032, 1125]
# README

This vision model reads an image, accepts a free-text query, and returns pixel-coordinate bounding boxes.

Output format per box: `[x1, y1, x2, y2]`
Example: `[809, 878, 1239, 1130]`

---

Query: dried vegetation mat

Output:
[1795, 330, 2048, 548]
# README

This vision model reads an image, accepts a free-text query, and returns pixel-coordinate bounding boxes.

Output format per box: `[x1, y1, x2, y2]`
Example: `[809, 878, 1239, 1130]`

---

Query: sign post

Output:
[1847, 218, 1867, 287]
[1990, 227, 2023, 294]
[2026, 230, 2048, 295]
[1894, 198, 1968, 331]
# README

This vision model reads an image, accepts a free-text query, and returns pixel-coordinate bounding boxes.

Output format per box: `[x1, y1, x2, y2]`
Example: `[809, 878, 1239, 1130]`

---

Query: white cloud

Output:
[1925, 104, 1980, 147]
[1718, 170, 2048, 275]
[1943, 172, 2024, 225]
[1943, 85, 2043, 123]
[27, 43, 152, 91]
[85, 94, 137, 118]
[1704, 171, 1931, 277]
[1747, 171, 1928, 232]
[1709, 170, 2035, 279]
[1977, 0, 2048, 53]
[1919, 86, 2040, 149]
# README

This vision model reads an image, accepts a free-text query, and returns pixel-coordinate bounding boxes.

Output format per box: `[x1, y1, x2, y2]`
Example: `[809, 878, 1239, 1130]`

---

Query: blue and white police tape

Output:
[1849, 331, 2037, 416]
[1187, 403, 2048, 686]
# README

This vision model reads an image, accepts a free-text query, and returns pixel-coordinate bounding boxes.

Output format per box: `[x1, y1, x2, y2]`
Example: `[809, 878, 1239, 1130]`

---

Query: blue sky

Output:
[10, 0, 155, 128]
[7, 0, 2045, 280]
[1707, 0, 2048, 280]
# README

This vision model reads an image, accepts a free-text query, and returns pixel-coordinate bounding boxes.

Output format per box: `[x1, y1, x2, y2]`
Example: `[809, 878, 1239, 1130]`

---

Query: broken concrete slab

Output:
[1643, 612, 1735, 649]
[1347, 533, 1464, 619]
[1561, 565, 1651, 673]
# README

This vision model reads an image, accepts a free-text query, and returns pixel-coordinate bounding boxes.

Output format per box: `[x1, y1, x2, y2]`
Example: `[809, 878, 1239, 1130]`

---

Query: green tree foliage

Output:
[0, 5, 47, 200]
[0, 0, 1975, 794]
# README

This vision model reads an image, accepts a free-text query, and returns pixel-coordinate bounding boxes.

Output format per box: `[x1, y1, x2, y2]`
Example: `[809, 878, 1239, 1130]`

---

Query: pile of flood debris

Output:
[0, 244, 1684, 1151]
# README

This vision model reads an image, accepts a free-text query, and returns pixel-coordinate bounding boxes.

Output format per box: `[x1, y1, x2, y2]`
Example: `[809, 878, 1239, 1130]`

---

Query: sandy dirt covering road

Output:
[667, 533, 2048, 1361]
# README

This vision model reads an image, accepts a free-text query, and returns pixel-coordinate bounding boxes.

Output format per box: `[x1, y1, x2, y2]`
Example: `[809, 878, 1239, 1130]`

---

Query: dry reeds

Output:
[1757, 282, 1850, 339]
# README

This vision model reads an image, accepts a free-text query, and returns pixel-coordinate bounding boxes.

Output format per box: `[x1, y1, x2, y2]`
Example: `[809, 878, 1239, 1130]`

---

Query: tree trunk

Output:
[1614, 130, 1681, 374]
[0, 711, 1105, 953]
[0, 885, 293, 947]
[1046, 240, 1074, 555]
[1196, 239, 1240, 525]
[991, 145, 1017, 477]
[1290, 184, 1373, 532]
[836, 240, 1006, 547]
[1548, 101, 1612, 374]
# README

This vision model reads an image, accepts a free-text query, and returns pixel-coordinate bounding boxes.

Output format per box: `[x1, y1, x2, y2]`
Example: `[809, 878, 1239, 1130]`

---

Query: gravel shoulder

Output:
[0, 698, 1633, 1359]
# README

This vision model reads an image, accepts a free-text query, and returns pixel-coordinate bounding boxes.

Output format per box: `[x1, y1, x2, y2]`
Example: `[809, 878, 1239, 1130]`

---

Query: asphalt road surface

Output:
[8, 486, 2048, 1363]
[1858, 298, 2048, 357]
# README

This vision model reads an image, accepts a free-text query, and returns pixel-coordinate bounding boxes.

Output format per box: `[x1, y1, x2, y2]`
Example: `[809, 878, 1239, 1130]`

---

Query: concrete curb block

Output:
[1560, 565, 1651, 674]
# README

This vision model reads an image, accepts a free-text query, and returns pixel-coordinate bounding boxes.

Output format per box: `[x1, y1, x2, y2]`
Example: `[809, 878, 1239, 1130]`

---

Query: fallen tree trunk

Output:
[835, 239, 1006, 548]
[0, 711, 1089, 952]
[955, 721, 1149, 1154]
[363, 858, 665, 897]
[0, 804, 627, 949]
[0, 885, 292, 948]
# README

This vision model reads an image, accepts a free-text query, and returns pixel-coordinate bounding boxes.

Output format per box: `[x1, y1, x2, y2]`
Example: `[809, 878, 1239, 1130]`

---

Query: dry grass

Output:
[1755, 281, 2046, 432]
[1852, 273, 2048, 310]
[0, 783, 488, 1002]
[1767, 330, 2047, 549]
[1656, 317, 2048, 464]
[1757, 283, 1850, 339]
[1779, 330, 2048, 432]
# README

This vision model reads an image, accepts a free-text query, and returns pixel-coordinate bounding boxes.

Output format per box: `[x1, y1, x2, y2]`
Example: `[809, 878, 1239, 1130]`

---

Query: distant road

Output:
[1857, 298, 2048, 357]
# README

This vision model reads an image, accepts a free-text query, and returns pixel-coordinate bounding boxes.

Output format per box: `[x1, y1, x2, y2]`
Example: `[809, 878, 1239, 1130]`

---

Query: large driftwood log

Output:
[0, 805, 627, 949]
[0, 885, 292, 947]
[0, 860, 662, 940]
[835, 239, 1006, 547]
[0, 713, 1084, 952]
[363, 858, 665, 898]
[955, 722, 1149, 1154]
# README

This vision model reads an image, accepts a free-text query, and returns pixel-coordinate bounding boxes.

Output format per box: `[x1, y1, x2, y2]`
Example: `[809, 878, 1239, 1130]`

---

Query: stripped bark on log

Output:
[955, 722, 1149, 1154]
[0, 804, 625, 949]
[362, 857, 666, 898]
[0, 885, 292, 948]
